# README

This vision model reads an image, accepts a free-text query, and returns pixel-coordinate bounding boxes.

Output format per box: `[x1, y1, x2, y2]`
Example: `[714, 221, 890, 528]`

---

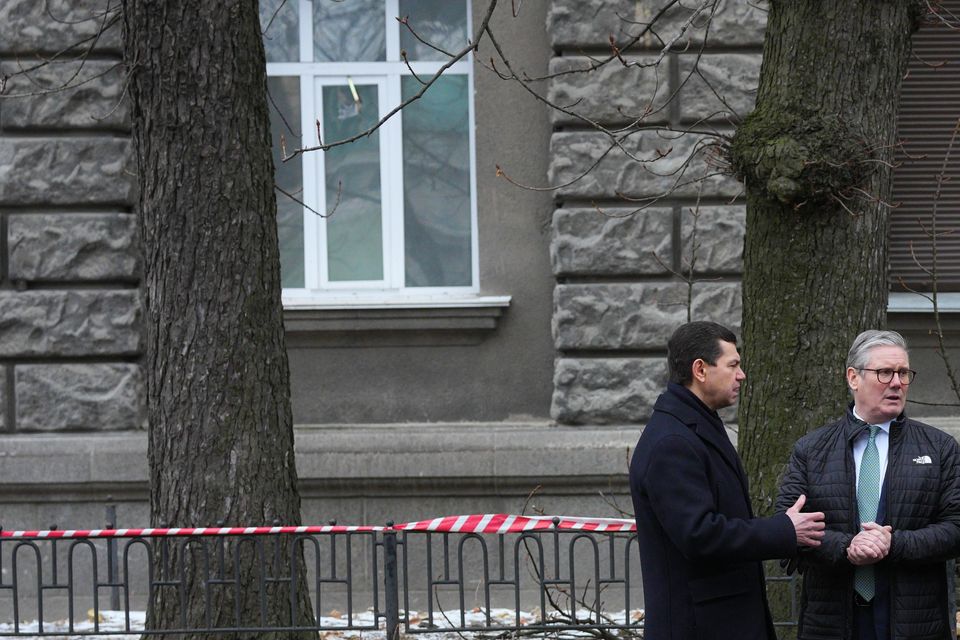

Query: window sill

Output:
[889, 292, 960, 314]
[282, 295, 511, 345]
[887, 293, 960, 340]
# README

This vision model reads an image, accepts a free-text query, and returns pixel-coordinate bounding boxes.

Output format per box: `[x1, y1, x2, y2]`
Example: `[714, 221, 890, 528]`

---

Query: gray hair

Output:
[846, 330, 908, 370]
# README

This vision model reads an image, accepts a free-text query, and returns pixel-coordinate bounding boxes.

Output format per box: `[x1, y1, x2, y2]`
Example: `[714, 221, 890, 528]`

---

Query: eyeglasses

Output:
[859, 368, 917, 385]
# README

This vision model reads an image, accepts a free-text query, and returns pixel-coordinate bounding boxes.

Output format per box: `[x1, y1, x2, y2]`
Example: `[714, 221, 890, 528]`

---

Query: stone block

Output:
[549, 130, 740, 200]
[547, 56, 670, 126]
[0, 138, 134, 205]
[0, 290, 141, 356]
[88, 434, 149, 483]
[298, 429, 498, 481]
[548, 0, 663, 49]
[16, 363, 145, 432]
[680, 205, 745, 273]
[554, 283, 689, 350]
[0, 0, 121, 53]
[678, 53, 761, 122]
[9, 213, 139, 281]
[490, 427, 637, 479]
[548, 0, 766, 50]
[691, 281, 742, 330]
[294, 424, 637, 484]
[553, 282, 742, 351]
[551, 207, 673, 276]
[0, 60, 128, 130]
[0, 432, 148, 487]
[552, 358, 666, 424]
[35, 500, 149, 531]
[0, 435, 93, 485]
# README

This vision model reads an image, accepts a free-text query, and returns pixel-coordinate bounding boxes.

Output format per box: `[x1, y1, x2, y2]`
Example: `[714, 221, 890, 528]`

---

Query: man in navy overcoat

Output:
[629, 321, 825, 640]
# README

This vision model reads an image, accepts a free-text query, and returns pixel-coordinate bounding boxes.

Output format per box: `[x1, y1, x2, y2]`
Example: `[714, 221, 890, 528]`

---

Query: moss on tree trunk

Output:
[730, 1, 916, 517]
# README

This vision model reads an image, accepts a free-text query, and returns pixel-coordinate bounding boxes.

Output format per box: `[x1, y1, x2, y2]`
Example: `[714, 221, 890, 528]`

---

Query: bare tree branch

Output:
[1, 0, 121, 95]
[275, 181, 341, 219]
[284, 0, 501, 159]
[397, 14, 457, 59]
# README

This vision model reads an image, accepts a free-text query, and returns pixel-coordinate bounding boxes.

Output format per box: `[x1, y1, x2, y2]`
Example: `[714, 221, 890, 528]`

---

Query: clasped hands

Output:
[784, 496, 891, 560]
[847, 522, 892, 565]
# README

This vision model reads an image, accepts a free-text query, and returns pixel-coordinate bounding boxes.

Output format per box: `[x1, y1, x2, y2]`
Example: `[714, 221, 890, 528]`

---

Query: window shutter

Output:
[889, 2, 960, 292]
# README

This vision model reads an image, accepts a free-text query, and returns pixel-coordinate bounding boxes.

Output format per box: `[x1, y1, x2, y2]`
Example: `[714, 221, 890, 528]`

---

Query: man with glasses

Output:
[776, 329, 960, 640]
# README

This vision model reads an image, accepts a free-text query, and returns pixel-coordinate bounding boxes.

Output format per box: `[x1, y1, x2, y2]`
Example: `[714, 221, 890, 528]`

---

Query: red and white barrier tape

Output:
[0, 525, 382, 540]
[392, 514, 636, 534]
[0, 515, 636, 540]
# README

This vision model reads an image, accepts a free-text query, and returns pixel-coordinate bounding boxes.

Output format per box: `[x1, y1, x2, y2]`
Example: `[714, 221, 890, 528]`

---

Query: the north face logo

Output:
[913, 455, 933, 464]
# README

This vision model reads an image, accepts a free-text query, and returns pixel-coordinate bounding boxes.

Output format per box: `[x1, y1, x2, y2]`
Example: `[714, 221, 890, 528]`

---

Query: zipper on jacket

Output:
[885, 429, 898, 638]
[846, 436, 857, 640]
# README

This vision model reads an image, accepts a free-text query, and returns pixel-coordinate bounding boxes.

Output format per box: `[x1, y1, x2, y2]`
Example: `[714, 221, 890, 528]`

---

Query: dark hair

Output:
[667, 321, 738, 385]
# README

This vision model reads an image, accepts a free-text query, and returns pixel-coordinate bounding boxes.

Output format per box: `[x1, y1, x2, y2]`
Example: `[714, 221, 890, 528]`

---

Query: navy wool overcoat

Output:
[629, 383, 797, 640]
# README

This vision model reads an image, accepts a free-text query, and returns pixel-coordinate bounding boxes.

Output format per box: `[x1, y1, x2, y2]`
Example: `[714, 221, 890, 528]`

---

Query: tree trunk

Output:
[122, 0, 313, 637]
[731, 1, 919, 515]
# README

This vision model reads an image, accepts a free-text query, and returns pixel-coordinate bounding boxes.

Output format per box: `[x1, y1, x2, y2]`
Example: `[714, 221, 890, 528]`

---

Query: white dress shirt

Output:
[852, 407, 891, 494]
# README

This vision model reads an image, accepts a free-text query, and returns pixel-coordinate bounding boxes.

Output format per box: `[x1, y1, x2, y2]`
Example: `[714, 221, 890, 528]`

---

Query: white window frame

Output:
[268, 0, 481, 308]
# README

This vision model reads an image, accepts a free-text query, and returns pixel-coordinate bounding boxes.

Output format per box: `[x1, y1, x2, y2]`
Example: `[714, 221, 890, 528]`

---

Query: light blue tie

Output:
[854, 425, 881, 601]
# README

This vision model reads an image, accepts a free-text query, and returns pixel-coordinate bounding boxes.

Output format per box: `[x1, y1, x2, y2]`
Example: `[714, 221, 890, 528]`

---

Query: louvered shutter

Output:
[890, 2, 960, 291]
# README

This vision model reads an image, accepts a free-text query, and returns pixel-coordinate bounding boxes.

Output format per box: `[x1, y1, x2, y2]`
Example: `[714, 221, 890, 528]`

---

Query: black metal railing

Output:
[397, 527, 640, 634]
[0, 511, 798, 637]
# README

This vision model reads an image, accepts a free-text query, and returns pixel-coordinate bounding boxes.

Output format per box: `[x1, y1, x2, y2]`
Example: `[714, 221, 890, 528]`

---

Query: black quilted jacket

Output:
[775, 407, 960, 640]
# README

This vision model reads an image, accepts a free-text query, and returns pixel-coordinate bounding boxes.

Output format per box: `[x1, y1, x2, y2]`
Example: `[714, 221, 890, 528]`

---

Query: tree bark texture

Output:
[122, 0, 313, 637]
[731, 1, 917, 515]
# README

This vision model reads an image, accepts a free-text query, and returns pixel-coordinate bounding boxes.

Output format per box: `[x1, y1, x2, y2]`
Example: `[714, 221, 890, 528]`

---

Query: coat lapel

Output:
[654, 387, 751, 501]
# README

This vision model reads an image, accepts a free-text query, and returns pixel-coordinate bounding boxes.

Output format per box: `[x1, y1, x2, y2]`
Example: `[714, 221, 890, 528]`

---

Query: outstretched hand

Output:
[786, 494, 826, 547]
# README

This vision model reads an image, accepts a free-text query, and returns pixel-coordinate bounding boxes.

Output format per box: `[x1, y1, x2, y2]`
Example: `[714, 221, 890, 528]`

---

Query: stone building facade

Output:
[0, 0, 956, 540]
[547, 1, 760, 424]
[0, 2, 139, 436]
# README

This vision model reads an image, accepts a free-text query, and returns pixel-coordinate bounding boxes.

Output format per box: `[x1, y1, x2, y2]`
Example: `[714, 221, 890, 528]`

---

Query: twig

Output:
[908, 399, 960, 407]
[261, 0, 290, 38]
[397, 15, 457, 59]
[431, 586, 473, 640]
[1, 4, 121, 96]
[596, 491, 634, 519]
[285, 0, 500, 158]
[923, 118, 960, 403]
[275, 181, 341, 218]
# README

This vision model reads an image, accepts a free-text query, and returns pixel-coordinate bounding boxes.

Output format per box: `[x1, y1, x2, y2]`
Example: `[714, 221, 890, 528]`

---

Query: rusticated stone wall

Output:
[0, 0, 143, 432]
[0, 0, 765, 432]
[547, 0, 764, 424]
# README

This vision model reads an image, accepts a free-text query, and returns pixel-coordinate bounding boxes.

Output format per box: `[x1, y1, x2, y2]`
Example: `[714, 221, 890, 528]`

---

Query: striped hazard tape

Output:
[0, 515, 636, 540]
[0, 525, 383, 539]
[392, 514, 636, 533]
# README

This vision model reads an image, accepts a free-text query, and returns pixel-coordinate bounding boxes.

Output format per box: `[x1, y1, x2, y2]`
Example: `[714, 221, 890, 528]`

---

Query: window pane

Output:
[399, 0, 469, 62]
[268, 76, 304, 288]
[323, 84, 383, 282]
[260, 0, 299, 62]
[401, 75, 471, 287]
[314, 0, 386, 62]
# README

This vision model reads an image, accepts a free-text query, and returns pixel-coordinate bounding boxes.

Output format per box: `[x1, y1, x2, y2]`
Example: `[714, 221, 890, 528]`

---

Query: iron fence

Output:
[0, 510, 799, 637]
[398, 527, 641, 634]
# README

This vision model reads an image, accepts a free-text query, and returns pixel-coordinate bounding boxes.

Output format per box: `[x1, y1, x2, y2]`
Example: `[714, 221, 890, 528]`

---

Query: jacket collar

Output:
[660, 382, 724, 429]
[657, 383, 745, 482]
[842, 402, 906, 442]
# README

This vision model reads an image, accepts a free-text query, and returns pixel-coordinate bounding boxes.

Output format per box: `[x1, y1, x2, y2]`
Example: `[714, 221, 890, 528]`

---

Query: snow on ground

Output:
[0, 608, 645, 639]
